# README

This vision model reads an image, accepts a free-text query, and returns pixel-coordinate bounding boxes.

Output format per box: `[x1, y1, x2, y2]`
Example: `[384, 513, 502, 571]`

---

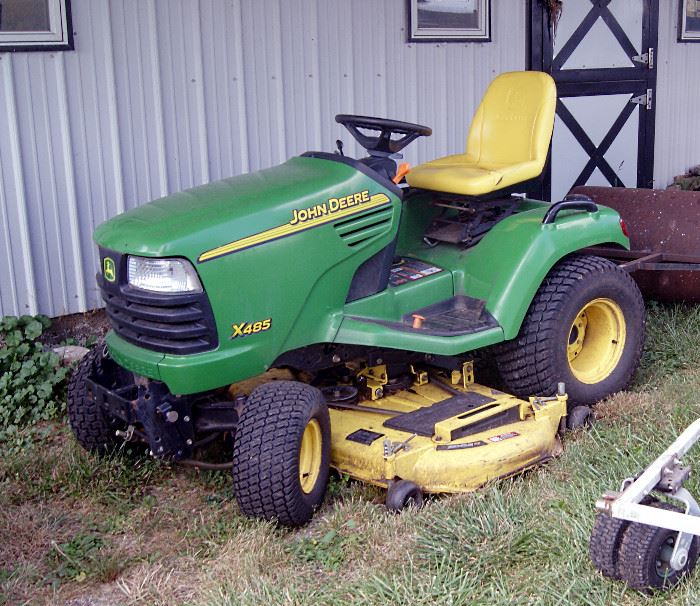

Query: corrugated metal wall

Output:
[654, 3, 700, 187]
[0, 1, 696, 318]
[0, 0, 526, 318]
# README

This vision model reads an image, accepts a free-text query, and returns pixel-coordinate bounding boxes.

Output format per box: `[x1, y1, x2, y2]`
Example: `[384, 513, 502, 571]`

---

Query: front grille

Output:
[100, 281, 218, 355]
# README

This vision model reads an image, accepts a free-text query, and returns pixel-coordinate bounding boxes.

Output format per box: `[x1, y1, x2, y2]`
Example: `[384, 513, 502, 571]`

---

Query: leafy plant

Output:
[47, 532, 108, 586]
[0, 315, 69, 453]
[289, 519, 360, 571]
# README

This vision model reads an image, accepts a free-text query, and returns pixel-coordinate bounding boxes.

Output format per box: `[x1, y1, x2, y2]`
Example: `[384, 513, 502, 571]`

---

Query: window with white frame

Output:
[0, 0, 73, 51]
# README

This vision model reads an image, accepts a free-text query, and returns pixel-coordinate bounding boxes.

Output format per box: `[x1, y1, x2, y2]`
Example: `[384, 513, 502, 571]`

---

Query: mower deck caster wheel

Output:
[386, 480, 424, 512]
[567, 405, 594, 430]
[618, 501, 699, 592]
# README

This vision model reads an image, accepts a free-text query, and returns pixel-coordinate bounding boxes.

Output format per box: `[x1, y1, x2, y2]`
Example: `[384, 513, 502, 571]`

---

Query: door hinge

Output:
[631, 47, 654, 69]
[630, 89, 653, 110]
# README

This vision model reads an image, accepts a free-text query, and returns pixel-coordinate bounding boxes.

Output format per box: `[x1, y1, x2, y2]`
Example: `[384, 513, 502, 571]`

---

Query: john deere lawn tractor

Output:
[68, 71, 645, 526]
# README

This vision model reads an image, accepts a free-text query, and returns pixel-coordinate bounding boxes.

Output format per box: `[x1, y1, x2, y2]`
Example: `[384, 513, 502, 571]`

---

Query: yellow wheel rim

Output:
[567, 298, 626, 384]
[299, 419, 323, 494]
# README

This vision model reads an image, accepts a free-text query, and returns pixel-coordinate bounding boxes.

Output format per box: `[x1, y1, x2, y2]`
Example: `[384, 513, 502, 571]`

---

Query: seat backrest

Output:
[466, 71, 556, 168]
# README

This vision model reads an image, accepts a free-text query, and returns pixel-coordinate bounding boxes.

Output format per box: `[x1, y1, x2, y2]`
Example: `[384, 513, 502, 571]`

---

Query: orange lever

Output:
[412, 314, 425, 329]
[393, 162, 412, 184]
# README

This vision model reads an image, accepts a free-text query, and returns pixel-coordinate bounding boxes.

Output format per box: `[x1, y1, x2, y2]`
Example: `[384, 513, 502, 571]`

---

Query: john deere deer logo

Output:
[103, 257, 116, 282]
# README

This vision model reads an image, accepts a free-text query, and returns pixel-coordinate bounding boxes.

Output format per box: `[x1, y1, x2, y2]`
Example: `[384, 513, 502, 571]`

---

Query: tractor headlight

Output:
[127, 256, 203, 294]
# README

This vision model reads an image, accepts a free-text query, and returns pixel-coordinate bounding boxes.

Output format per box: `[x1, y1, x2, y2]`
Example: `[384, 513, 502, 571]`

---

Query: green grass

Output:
[3, 302, 700, 605]
[635, 300, 700, 386]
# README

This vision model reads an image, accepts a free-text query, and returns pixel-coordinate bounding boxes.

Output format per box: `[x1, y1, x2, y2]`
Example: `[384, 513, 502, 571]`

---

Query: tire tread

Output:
[618, 501, 699, 591]
[590, 513, 629, 579]
[232, 381, 329, 527]
[67, 342, 120, 454]
[495, 254, 644, 404]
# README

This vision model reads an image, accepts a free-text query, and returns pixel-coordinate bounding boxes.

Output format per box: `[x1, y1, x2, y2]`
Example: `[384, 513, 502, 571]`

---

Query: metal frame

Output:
[581, 246, 700, 272]
[596, 418, 700, 571]
[407, 0, 491, 42]
[528, 0, 659, 200]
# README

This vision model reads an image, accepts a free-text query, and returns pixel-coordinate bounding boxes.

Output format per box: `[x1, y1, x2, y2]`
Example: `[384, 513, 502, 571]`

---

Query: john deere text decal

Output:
[198, 190, 390, 262]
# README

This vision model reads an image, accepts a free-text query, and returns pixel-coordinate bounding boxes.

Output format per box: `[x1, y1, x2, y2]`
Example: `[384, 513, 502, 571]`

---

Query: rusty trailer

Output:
[572, 186, 700, 302]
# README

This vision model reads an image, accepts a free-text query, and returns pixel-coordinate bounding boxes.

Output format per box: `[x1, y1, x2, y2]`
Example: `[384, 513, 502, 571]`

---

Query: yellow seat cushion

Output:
[406, 71, 557, 196]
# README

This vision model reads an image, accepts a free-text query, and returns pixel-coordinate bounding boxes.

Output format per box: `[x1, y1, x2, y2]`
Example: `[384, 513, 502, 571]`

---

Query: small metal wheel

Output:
[589, 513, 630, 579]
[567, 405, 594, 430]
[618, 501, 699, 592]
[386, 480, 424, 512]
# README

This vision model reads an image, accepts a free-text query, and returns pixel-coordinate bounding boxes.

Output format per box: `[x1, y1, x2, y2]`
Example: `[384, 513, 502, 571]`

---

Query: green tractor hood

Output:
[94, 156, 377, 258]
[94, 155, 403, 392]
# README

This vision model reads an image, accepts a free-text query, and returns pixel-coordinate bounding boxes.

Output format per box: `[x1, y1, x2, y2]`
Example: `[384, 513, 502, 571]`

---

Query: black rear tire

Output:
[67, 340, 130, 455]
[618, 501, 699, 592]
[495, 255, 644, 406]
[232, 381, 331, 527]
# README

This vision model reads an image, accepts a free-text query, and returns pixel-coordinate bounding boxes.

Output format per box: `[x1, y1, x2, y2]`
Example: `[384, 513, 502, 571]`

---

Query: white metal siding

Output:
[0, 1, 694, 318]
[0, 0, 526, 317]
[654, 4, 700, 187]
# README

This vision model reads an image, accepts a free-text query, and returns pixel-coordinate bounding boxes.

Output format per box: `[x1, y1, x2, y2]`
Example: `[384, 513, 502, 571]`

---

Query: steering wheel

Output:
[335, 114, 432, 155]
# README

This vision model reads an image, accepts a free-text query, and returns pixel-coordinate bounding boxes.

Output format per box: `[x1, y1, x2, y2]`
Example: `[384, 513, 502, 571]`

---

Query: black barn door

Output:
[530, 0, 659, 201]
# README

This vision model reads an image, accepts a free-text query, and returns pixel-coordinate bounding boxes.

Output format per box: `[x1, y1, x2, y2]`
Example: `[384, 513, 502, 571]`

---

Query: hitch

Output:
[135, 381, 196, 459]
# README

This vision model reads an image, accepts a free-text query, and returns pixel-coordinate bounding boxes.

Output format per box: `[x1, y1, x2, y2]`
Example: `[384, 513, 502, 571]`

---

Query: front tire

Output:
[67, 340, 129, 455]
[232, 381, 331, 527]
[496, 255, 645, 406]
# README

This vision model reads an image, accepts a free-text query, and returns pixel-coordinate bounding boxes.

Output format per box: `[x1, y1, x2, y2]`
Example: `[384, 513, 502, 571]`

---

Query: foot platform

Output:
[403, 295, 499, 336]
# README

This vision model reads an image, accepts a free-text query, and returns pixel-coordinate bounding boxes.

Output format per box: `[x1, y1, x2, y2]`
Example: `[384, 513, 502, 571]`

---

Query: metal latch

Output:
[631, 47, 654, 69]
[383, 433, 416, 458]
[630, 89, 653, 110]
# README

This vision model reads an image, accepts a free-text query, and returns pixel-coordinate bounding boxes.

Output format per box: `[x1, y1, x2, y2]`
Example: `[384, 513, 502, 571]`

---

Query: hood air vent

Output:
[333, 207, 393, 247]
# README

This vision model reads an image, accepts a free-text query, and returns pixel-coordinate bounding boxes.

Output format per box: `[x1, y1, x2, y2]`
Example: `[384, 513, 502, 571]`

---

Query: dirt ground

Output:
[42, 310, 111, 348]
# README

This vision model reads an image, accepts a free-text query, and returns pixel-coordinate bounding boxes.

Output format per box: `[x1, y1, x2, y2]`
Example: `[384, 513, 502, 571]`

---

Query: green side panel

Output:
[336, 262, 503, 354]
[95, 156, 401, 394]
[342, 270, 454, 322]
[336, 318, 504, 354]
[335, 197, 628, 354]
[398, 196, 629, 340]
[448, 204, 627, 339]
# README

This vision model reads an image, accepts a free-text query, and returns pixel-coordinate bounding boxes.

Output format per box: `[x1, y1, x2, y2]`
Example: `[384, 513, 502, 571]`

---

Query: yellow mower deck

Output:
[328, 375, 567, 494]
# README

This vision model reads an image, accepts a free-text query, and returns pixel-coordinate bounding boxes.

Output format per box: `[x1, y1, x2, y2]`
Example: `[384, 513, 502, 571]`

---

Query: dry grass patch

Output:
[5, 301, 700, 605]
[595, 390, 653, 422]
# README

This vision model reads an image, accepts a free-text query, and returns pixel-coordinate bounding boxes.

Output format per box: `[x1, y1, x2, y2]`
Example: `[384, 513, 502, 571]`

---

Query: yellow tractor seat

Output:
[406, 71, 557, 197]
